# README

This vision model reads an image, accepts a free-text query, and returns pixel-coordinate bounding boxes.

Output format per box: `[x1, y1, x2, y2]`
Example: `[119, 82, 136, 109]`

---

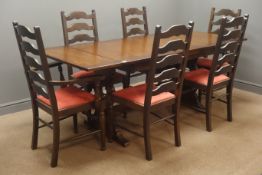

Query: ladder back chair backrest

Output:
[13, 22, 58, 111]
[208, 14, 249, 88]
[121, 6, 149, 38]
[61, 10, 99, 46]
[61, 10, 98, 77]
[208, 7, 241, 34]
[13, 22, 106, 168]
[145, 22, 194, 106]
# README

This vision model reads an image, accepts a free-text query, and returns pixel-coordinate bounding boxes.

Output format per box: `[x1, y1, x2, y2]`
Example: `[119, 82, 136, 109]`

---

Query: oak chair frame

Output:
[186, 15, 249, 131]
[109, 22, 194, 160]
[61, 10, 99, 77]
[197, 8, 242, 69]
[208, 7, 241, 34]
[13, 22, 106, 167]
[121, 6, 149, 38]
[120, 6, 149, 87]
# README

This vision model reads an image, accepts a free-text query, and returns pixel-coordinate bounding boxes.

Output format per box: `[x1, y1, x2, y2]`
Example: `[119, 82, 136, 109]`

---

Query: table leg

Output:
[182, 84, 206, 113]
[83, 110, 99, 131]
[182, 58, 205, 111]
[105, 70, 129, 147]
[187, 58, 198, 70]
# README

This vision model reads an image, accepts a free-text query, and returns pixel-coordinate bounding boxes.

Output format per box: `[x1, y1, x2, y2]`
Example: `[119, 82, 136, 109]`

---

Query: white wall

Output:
[1, 0, 261, 113]
[173, 0, 262, 92]
[0, 0, 178, 109]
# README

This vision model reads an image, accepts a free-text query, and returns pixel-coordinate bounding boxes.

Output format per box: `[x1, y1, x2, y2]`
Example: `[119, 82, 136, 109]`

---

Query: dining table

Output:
[46, 32, 217, 72]
[46, 31, 218, 146]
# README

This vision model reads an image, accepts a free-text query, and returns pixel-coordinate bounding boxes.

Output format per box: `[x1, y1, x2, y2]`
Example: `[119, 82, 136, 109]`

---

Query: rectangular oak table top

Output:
[46, 32, 217, 71]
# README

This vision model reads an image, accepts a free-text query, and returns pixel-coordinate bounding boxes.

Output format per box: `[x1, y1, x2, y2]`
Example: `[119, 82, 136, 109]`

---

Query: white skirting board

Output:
[234, 79, 262, 95]
[235, 79, 262, 88]
[0, 98, 31, 116]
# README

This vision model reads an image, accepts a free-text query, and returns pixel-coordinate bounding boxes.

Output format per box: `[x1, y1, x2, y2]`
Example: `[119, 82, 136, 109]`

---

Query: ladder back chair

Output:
[121, 6, 149, 38]
[198, 7, 242, 69]
[61, 10, 124, 87]
[13, 22, 106, 167]
[184, 15, 249, 131]
[120, 6, 149, 87]
[109, 22, 194, 160]
[208, 7, 241, 34]
[61, 10, 98, 79]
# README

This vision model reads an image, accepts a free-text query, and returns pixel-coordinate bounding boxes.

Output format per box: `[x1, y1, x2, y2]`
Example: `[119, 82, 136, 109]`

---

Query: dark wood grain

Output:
[109, 21, 194, 161]
[46, 32, 217, 71]
[13, 22, 106, 167]
[185, 14, 249, 132]
[61, 10, 100, 78]
[121, 6, 149, 38]
[208, 7, 241, 33]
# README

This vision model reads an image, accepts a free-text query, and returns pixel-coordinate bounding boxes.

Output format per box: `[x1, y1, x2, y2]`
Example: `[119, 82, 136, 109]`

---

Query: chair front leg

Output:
[226, 84, 233, 122]
[31, 101, 39, 150]
[172, 103, 181, 147]
[205, 91, 213, 132]
[51, 116, 60, 167]
[143, 107, 152, 161]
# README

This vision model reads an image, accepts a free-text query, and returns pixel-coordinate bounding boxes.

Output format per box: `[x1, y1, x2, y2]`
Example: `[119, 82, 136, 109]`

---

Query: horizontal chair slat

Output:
[66, 11, 94, 20]
[28, 70, 46, 85]
[20, 41, 39, 55]
[223, 29, 242, 41]
[67, 23, 95, 32]
[220, 41, 239, 53]
[160, 25, 188, 38]
[159, 40, 186, 54]
[154, 68, 181, 83]
[214, 65, 233, 76]
[124, 8, 144, 16]
[156, 54, 183, 70]
[16, 25, 36, 39]
[32, 83, 49, 99]
[24, 55, 42, 70]
[215, 9, 239, 16]
[126, 18, 145, 26]
[225, 17, 245, 28]
[152, 81, 177, 96]
[127, 27, 145, 36]
[69, 34, 95, 44]
[217, 53, 236, 66]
